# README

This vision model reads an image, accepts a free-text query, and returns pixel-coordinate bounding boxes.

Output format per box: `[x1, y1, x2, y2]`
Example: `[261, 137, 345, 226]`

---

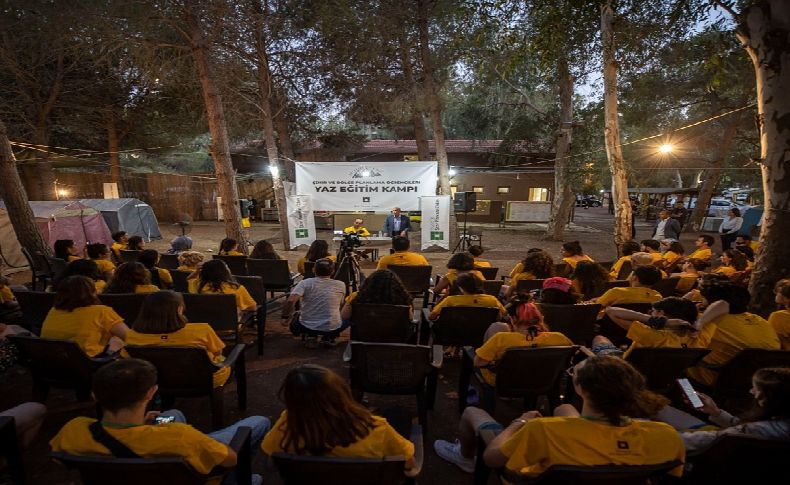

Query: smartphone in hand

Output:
[154, 415, 176, 424]
[677, 378, 704, 409]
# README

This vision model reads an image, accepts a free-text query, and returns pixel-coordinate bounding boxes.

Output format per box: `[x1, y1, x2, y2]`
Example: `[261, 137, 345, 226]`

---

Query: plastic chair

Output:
[303, 261, 316, 278]
[234, 275, 267, 355]
[350, 304, 416, 343]
[157, 253, 179, 269]
[213, 254, 248, 276]
[652, 277, 680, 298]
[604, 280, 631, 290]
[478, 267, 498, 280]
[120, 250, 141, 263]
[98, 293, 149, 326]
[684, 434, 790, 483]
[482, 280, 504, 297]
[386, 265, 433, 304]
[20, 247, 53, 291]
[46, 257, 68, 281]
[170, 269, 192, 293]
[52, 425, 252, 485]
[181, 293, 242, 344]
[424, 306, 501, 348]
[616, 260, 633, 281]
[711, 348, 790, 404]
[13, 290, 55, 335]
[538, 303, 601, 346]
[125, 344, 247, 429]
[246, 258, 297, 298]
[625, 347, 711, 393]
[8, 335, 116, 403]
[516, 279, 545, 293]
[553, 263, 571, 278]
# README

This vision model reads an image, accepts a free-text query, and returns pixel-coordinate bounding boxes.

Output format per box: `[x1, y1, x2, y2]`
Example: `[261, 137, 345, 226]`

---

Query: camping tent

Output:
[79, 198, 162, 241]
[0, 201, 113, 268]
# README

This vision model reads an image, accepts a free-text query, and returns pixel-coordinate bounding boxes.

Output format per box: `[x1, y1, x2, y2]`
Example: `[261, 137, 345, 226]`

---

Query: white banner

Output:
[295, 161, 438, 211]
[286, 194, 317, 249]
[420, 195, 451, 250]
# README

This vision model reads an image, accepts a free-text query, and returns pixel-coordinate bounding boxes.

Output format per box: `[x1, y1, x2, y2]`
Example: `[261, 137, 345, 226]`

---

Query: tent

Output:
[79, 198, 162, 241]
[0, 201, 113, 268]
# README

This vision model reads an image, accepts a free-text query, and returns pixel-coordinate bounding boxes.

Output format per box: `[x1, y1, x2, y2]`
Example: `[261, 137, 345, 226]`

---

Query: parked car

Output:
[576, 195, 602, 207]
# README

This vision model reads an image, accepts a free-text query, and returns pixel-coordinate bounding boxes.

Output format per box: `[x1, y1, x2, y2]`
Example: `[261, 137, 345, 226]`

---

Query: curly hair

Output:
[722, 249, 748, 271]
[572, 261, 609, 300]
[251, 240, 281, 259]
[353, 270, 412, 306]
[105, 262, 151, 294]
[447, 253, 475, 271]
[521, 250, 554, 279]
[177, 251, 204, 269]
[305, 240, 330, 262]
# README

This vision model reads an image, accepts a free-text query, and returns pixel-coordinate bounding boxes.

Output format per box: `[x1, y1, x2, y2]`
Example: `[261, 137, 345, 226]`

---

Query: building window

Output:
[528, 187, 549, 201]
[497, 186, 510, 194]
[472, 186, 484, 193]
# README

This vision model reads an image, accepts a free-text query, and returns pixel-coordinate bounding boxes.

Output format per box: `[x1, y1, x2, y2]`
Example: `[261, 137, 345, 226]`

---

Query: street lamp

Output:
[448, 168, 457, 177]
[658, 144, 674, 154]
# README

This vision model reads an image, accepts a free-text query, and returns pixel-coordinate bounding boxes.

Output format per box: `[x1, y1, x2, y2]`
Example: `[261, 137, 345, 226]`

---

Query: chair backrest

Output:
[431, 306, 501, 347]
[158, 253, 179, 270]
[516, 279, 545, 293]
[386, 265, 433, 294]
[21, 246, 49, 275]
[213, 255, 248, 276]
[8, 335, 105, 389]
[714, 348, 790, 401]
[181, 293, 239, 333]
[125, 346, 217, 394]
[652, 277, 680, 298]
[495, 346, 579, 398]
[604, 280, 630, 290]
[616, 302, 654, 314]
[47, 257, 68, 280]
[685, 434, 790, 483]
[271, 453, 407, 485]
[616, 260, 633, 281]
[625, 347, 711, 393]
[246, 258, 292, 289]
[538, 303, 602, 346]
[505, 460, 682, 484]
[14, 290, 56, 335]
[349, 343, 433, 395]
[350, 304, 413, 343]
[478, 267, 498, 280]
[233, 275, 266, 306]
[98, 293, 149, 326]
[120, 250, 141, 263]
[303, 261, 316, 278]
[170, 270, 192, 293]
[482, 280, 504, 297]
[553, 263, 571, 278]
[51, 452, 207, 485]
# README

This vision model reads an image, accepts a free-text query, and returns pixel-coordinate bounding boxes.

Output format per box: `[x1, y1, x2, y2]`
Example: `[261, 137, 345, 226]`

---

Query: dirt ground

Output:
[1, 207, 708, 484]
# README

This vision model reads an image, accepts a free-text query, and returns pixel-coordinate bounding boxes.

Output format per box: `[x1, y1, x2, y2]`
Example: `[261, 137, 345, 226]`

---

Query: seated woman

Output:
[86, 243, 116, 281]
[218, 238, 244, 256]
[104, 262, 160, 294]
[609, 241, 641, 280]
[125, 291, 230, 387]
[560, 240, 594, 271]
[657, 367, 790, 453]
[661, 241, 685, 270]
[507, 248, 548, 279]
[297, 239, 336, 275]
[176, 250, 204, 272]
[434, 253, 485, 296]
[51, 259, 107, 294]
[571, 261, 610, 300]
[769, 279, 790, 349]
[188, 260, 257, 314]
[539, 277, 581, 305]
[671, 258, 708, 294]
[41, 275, 127, 356]
[54, 239, 81, 262]
[262, 365, 417, 475]
[166, 235, 193, 254]
[340, 269, 413, 321]
[138, 249, 173, 289]
[250, 239, 282, 260]
[468, 245, 491, 268]
[505, 250, 554, 299]
[434, 356, 683, 476]
[476, 297, 572, 385]
[712, 249, 748, 279]
[429, 273, 506, 321]
[126, 236, 145, 251]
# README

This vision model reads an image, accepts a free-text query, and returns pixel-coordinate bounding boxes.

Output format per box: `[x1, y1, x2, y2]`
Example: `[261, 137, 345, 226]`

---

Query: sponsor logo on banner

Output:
[286, 195, 316, 249]
[421, 195, 451, 250]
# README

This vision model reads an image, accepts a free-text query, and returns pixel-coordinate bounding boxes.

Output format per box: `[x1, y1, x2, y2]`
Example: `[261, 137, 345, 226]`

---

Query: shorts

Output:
[478, 422, 504, 432]
[590, 342, 624, 357]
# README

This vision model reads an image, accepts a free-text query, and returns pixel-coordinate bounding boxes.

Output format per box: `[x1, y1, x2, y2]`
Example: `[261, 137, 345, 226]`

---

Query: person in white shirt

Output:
[719, 207, 743, 250]
[652, 210, 681, 241]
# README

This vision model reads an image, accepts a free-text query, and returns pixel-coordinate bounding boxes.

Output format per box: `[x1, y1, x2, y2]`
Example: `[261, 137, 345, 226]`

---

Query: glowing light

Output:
[599, 189, 605, 193]
[57, 189, 69, 197]
[361, 170, 370, 177]
[448, 169, 457, 177]
[269, 164, 279, 178]
[658, 144, 674, 154]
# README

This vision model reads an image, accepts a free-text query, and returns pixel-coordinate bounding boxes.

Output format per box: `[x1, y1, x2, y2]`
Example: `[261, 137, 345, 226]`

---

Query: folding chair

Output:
[120, 250, 141, 263]
[652, 277, 680, 298]
[482, 280, 504, 297]
[0, 416, 25, 485]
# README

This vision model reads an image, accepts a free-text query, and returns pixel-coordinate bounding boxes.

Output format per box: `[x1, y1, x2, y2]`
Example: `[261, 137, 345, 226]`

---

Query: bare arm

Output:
[695, 300, 729, 330]
[219, 447, 237, 468]
[340, 301, 353, 320]
[483, 411, 541, 468]
[604, 306, 647, 330]
[433, 276, 449, 295]
[473, 355, 491, 368]
[110, 322, 129, 340]
[280, 294, 301, 322]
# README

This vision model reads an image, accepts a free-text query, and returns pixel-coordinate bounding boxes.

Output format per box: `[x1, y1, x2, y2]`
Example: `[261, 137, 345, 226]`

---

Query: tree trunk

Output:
[736, 0, 790, 315]
[186, 7, 247, 254]
[0, 120, 52, 257]
[106, 110, 122, 190]
[399, 33, 431, 161]
[19, 164, 43, 200]
[601, 1, 632, 251]
[32, 126, 56, 201]
[687, 120, 739, 231]
[545, 57, 575, 241]
[412, 110, 431, 160]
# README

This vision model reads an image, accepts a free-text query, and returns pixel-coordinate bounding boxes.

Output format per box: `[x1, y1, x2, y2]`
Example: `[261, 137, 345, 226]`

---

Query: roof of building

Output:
[353, 139, 505, 153]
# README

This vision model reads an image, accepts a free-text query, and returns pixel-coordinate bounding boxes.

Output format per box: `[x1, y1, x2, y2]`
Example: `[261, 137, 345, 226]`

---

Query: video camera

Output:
[339, 231, 363, 251]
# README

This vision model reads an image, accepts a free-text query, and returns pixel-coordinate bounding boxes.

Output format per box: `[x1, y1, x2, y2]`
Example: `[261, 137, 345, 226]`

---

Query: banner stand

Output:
[420, 195, 451, 251]
[286, 194, 317, 249]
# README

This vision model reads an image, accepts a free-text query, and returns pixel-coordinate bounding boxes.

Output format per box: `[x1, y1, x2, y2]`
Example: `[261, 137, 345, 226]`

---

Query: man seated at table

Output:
[343, 218, 371, 237]
[377, 236, 428, 269]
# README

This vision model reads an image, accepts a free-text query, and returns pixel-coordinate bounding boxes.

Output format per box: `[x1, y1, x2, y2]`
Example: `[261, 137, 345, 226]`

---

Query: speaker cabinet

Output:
[453, 191, 477, 212]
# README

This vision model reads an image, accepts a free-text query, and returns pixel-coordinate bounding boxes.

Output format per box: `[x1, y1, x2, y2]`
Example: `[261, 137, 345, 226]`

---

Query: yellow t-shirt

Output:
[563, 255, 593, 269]
[499, 417, 684, 478]
[687, 248, 712, 261]
[750, 241, 760, 252]
[126, 323, 230, 387]
[93, 259, 116, 274]
[219, 250, 244, 256]
[95, 280, 107, 294]
[430, 293, 506, 320]
[623, 321, 717, 359]
[111, 242, 126, 259]
[609, 256, 631, 280]
[262, 411, 414, 461]
[41, 305, 123, 357]
[297, 255, 337, 275]
[596, 287, 663, 308]
[476, 331, 573, 385]
[647, 252, 663, 264]
[50, 417, 229, 477]
[153, 267, 173, 288]
[177, 265, 197, 272]
[688, 312, 780, 386]
[674, 273, 698, 293]
[376, 251, 429, 270]
[343, 226, 371, 237]
[66, 255, 81, 262]
[473, 258, 491, 268]
[188, 280, 257, 312]
[509, 263, 524, 279]
[768, 310, 790, 350]
[713, 266, 736, 277]
[345, 291, 358, 306]
[445, 269, 485, 285]
[0, 285, 15, 304]
[662, 251, 682, 267]
[134, 284, 160, 294]
[685, 289, 703, 302]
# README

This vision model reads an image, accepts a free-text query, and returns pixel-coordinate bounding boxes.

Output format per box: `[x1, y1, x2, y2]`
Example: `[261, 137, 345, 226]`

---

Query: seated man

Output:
[594, 266, 663, 309]
[687, 234, 714, 261]
[50, 359, 270, 484]
[343, 218, 371, 237]
[377, 236, 428, 269]
[282, 258, 348, 346]
[735, 233, 759, 253]
[640, 239, 663, 264]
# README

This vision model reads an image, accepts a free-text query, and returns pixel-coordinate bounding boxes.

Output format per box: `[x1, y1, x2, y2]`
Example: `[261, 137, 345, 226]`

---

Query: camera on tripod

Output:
[339, 231, 362, 252]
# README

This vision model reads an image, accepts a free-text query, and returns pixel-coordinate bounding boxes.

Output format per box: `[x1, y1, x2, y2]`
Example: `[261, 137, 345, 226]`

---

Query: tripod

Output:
[452, 210, 471, 253]
[334, 244, 362, 293]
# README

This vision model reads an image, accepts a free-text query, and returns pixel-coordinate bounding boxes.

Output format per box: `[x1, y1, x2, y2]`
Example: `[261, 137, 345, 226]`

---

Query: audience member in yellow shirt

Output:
[41, 275, 127, 356]
[139, 249, 173, 289]
[125, 291, 231, 387]
[297, 239, 337, 274]
[110, 231, 128, 261]
[469, 245, 491, 267]
[262, 365, 417, 476]
[670, 259, 708, 294]
[594, 266, 663, 308]
[51, 359, 270, 483]
[104, 262, 160, 294]
[434, 253, 485, 295]
[86, 243, 116, 280]
[376, 236, 428, 269]
[506, 250, 554, 299]
[687, 281, 780, 387]
[560, 240, 593, 270]
[434, 356, 684, 477]
[54, 239, 81, 262]
[712, 249, 748, 279]
[640, 239, 664, 264]
[126, 235, 145, 251]
[218, 237, 244, 256]
[176, 250, 204, 272]
[660, 241, 685, 270]
[343, 218, 371, 237]
[687, 235, 714, 261]
[340, 269, 414, 321]
[609, 241, 641, 280]
[0, 277, 19, 314]
[49, 259, 108, 294]
[188, 259, 257, 312]
[429, 273, 506, 321]
[769, 279, 790, 350]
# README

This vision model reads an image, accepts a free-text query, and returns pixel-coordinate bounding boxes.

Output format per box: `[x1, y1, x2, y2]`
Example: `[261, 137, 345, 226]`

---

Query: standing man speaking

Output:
[383, 207, 411, 238]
